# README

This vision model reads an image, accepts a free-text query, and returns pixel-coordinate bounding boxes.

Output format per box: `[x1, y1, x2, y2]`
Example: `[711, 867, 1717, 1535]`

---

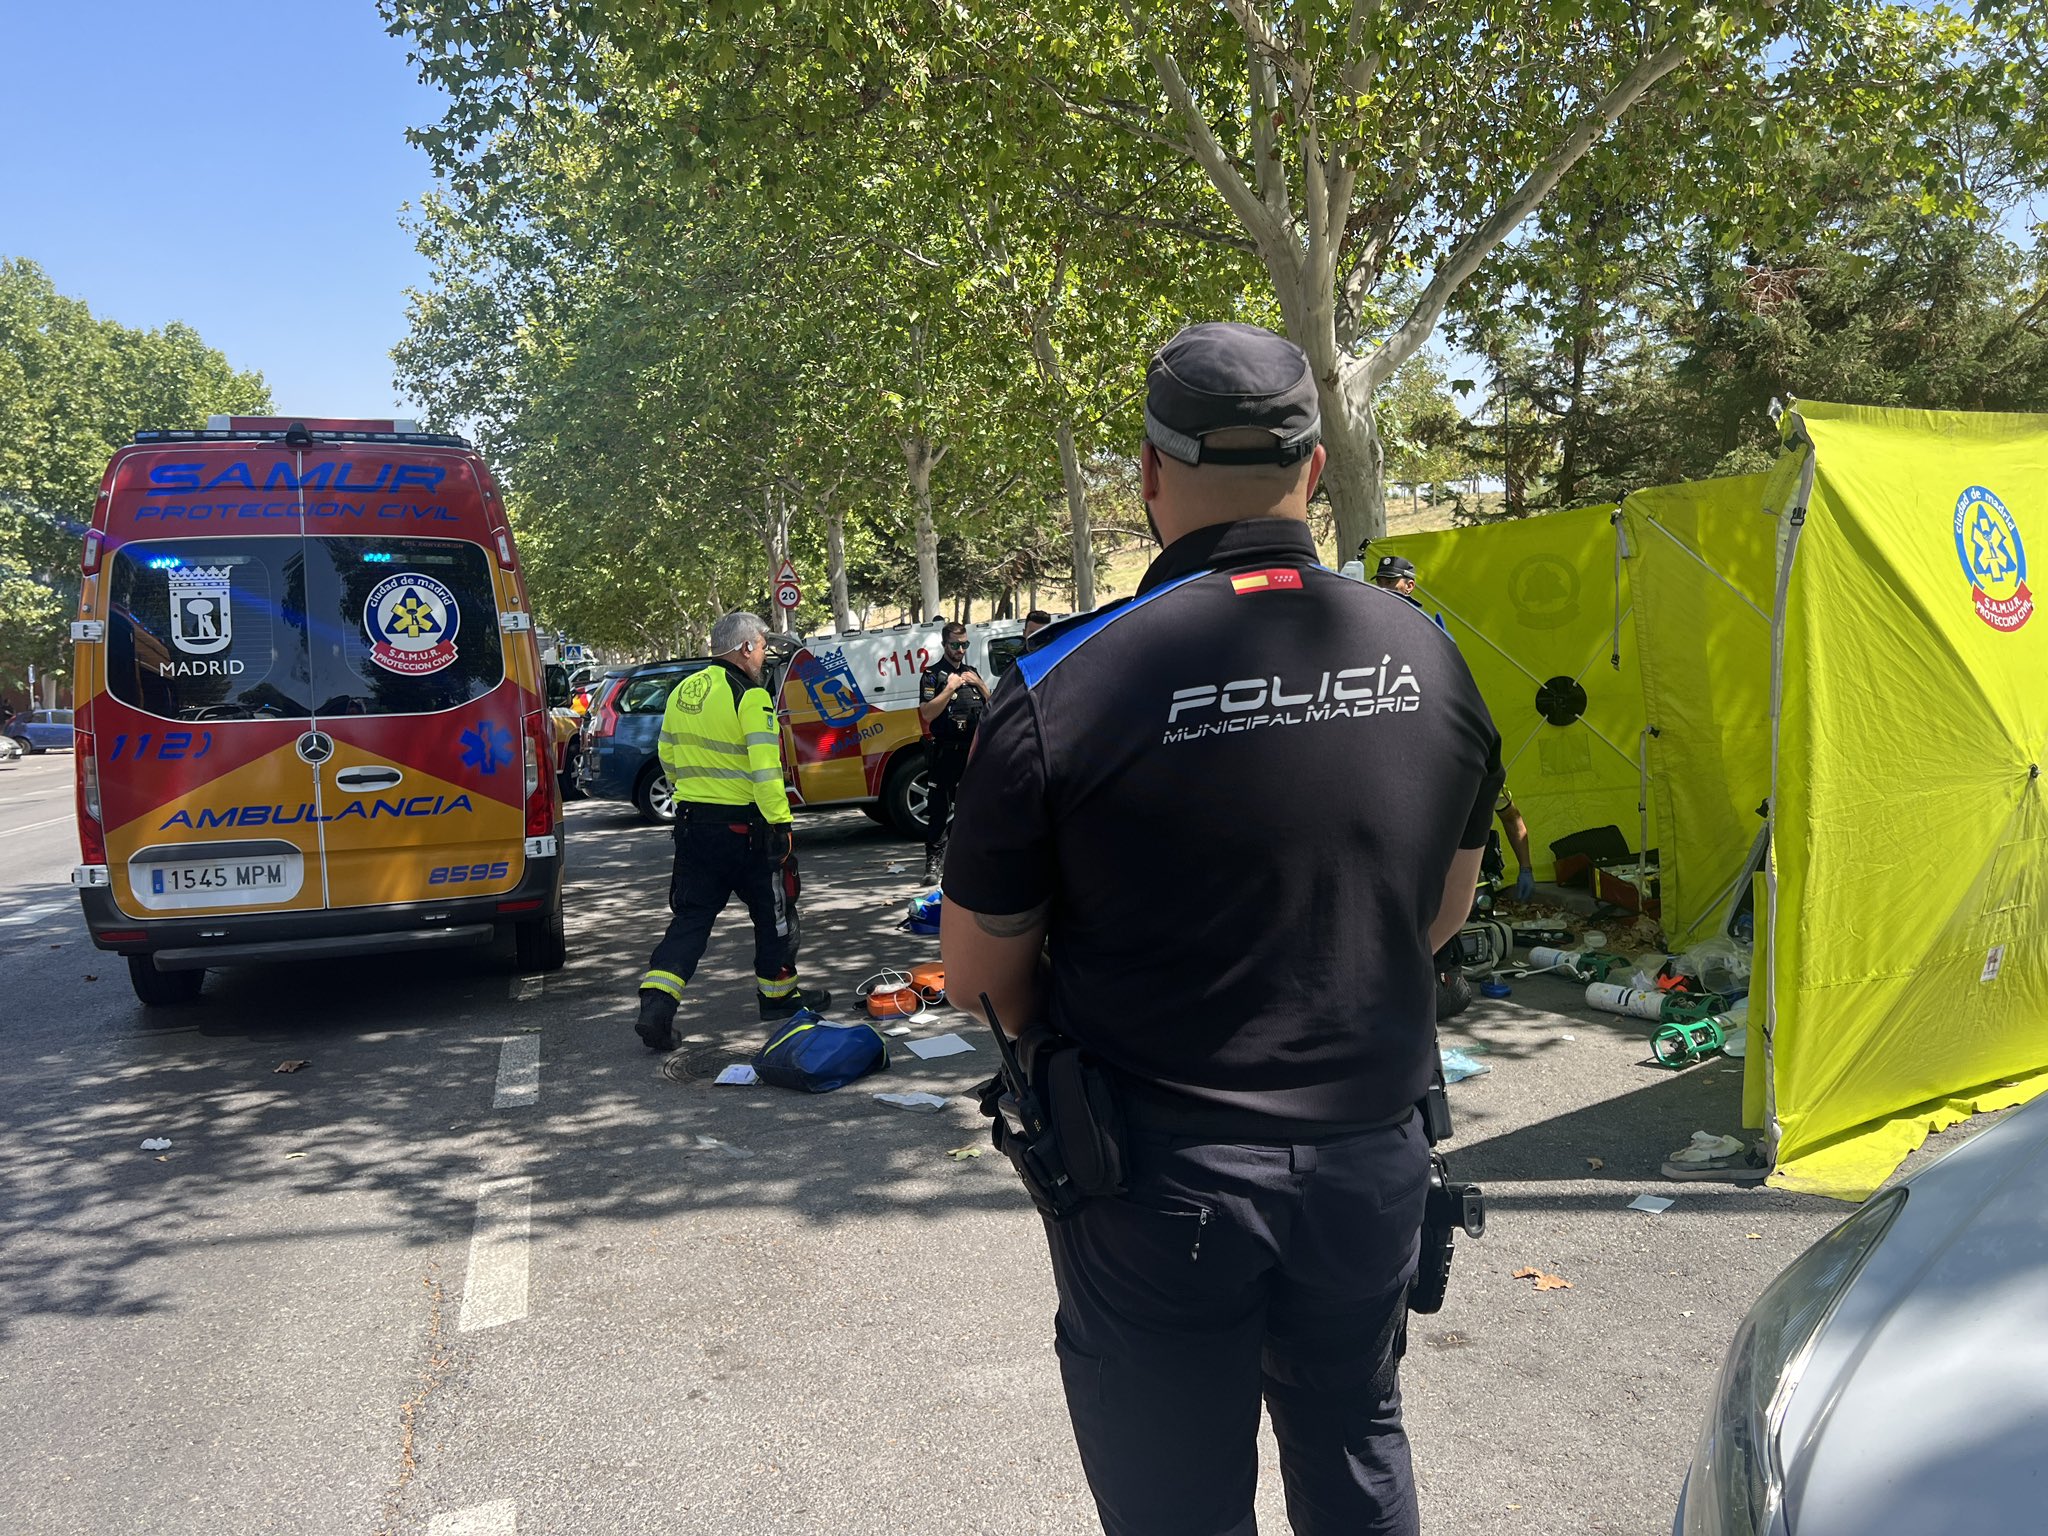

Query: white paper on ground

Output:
[1628, 1194, 1676, 1214]
[905, 1033, 974, 1060]
[714, 1064, 759, 1086]
[875, 1091, 949, 1113]
[139, 1138, 172, 1151]
[883, 1024, 914, 1037]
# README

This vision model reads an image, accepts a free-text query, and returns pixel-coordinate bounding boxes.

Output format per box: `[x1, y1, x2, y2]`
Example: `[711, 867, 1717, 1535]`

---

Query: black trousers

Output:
[641, 811, 799, 1005]
[924, 740, 970, 856]
[1044, 1113, 1429, 1536]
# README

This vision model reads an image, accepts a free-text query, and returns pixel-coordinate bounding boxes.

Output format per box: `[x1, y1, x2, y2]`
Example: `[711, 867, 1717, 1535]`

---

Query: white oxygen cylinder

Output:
[1585, 981, 1669, 1021]
[1528, 946, 1587, 974]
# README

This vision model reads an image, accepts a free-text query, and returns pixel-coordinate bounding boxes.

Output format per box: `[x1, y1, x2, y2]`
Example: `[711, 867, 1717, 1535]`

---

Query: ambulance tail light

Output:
[494, 529, 515, 569]
[82, 530, 105, 575]
[521, 710, 555, 837]
[76, 731, 107, 863]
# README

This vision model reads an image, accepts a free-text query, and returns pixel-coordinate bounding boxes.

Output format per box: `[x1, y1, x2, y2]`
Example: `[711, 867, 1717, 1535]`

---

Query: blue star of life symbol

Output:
[460, 721, 515, 776]
[1970, 507, 2017, 582]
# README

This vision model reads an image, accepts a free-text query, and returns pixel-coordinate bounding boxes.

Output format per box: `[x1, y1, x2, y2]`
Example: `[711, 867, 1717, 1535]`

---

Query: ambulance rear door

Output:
[294, 446, 530, 911]
[92, 515, 325, 921]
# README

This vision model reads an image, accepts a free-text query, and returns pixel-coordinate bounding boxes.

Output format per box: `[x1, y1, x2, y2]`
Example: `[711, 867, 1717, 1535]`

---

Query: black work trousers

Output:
[924, 739, 970, 856]
[642, 809, 798, 1006]
[1044, 1112, 1430, 1536]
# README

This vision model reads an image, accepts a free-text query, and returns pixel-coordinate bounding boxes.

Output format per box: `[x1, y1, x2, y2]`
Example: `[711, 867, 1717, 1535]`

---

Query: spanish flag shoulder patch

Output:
[1228, 567, 1305, 595]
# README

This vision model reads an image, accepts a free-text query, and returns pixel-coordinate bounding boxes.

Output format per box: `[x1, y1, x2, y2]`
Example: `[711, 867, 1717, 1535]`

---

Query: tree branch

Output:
[1044, 180, 1260, 254]
[1123, 0, 1287, 253]
[1363, 27, 1703, 392]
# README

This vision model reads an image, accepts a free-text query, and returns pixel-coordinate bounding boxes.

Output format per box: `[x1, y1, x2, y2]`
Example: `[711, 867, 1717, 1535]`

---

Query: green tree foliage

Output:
[0, 259, 270, 699]
[1451, 126, 2048, 508]
[388, 0, 2041, 565]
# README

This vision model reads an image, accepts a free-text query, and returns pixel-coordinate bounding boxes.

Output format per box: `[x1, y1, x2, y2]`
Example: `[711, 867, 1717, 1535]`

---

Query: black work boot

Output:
[759, 987, 832, 1022]
[922, 848, 943, 885]
[635, 989, 680, 1052]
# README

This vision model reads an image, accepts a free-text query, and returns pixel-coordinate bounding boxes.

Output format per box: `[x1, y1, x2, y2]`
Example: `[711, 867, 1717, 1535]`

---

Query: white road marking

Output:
[0, 901, 66, 927]
[0, 815, 74, 838]
[458, 1177, 532, 1332]
[427, 1500, 517, 1536]
[492, 1034, 541, 1108]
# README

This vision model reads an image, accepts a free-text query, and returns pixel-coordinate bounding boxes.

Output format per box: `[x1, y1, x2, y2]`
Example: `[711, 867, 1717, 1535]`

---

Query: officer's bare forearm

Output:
[1427, 846, 1486, 952]
[942, 899, 1049, 1036]
[1499, 806, 1532, 869]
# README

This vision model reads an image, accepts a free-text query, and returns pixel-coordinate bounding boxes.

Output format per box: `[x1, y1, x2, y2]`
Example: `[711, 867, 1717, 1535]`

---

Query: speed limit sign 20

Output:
[774, 581, 802, 609]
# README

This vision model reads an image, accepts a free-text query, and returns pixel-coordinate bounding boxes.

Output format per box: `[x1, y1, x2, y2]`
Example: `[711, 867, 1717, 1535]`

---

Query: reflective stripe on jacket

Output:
[657, 662, 792, 824]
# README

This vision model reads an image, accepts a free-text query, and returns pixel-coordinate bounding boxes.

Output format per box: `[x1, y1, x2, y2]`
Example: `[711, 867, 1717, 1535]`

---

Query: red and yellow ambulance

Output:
[68, 417, 565, 1005]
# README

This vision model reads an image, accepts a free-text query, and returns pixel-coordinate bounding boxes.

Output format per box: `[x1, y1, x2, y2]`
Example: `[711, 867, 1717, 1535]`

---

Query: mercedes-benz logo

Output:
[296, 730, 336, 765]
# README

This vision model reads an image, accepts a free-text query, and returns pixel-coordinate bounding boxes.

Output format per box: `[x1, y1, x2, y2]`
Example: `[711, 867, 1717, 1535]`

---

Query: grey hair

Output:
[710, 611, 769, 657]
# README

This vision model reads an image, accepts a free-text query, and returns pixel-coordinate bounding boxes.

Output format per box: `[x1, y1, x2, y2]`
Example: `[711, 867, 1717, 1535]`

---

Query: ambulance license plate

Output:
[151, 859, 289, 896]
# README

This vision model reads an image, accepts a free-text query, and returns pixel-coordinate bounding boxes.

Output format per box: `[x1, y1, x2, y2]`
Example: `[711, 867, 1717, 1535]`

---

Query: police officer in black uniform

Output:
[1374, 553, 1421, 603]
[941, 322, 1503, 1536]
[916, 621, 987, 882]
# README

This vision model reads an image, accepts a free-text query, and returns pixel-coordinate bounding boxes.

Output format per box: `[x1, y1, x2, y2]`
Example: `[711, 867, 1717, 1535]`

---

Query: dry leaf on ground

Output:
[946, 1145, 984, 1160]
[274, 1060, 309, 1074]
[1585, 1157, 1605, 1171]
[1512, 1266, 1573, 1291]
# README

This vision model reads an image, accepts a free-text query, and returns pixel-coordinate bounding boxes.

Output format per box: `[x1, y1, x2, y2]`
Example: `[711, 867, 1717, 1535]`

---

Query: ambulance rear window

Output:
[103, 542, 313, 721]
[309, 537, 504, 715]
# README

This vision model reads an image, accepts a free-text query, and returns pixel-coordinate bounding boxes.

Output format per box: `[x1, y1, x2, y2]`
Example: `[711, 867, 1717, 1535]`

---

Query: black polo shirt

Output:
[919, 654, 988, 750]
[943, 518, 1503, 1134]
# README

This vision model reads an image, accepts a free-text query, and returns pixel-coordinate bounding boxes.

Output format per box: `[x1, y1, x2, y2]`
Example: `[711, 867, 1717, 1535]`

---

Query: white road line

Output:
[427, 1500, 517, 1536]
[492, 1034, 541, 1108]
[0, 901, 66, 927]
[0, 815, 73, 838]
[458, 1177, 532, 1332]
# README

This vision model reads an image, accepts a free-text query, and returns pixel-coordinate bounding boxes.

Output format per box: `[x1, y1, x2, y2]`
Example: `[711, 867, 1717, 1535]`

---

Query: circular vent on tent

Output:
[1534, 676, 1588, 727]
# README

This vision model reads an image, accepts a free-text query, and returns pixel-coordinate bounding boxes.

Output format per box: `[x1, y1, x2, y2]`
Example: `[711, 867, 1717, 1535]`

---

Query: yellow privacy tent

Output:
[1759, 402, 2048, 1198]
[1372, 504, 1653, 882]
[1622, 477, 1777, 949]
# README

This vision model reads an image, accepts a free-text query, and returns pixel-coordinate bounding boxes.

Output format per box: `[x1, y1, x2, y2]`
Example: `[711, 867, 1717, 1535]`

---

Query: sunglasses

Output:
[943, 639, 967, 650]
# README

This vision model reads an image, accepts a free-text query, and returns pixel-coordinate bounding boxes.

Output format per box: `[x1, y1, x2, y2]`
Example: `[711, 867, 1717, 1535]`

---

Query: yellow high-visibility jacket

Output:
[658, 663, 792, 824]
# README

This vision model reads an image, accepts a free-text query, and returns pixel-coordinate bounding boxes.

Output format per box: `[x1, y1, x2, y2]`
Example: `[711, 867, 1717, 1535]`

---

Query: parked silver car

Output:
[1676, 1089, 2048, 1535]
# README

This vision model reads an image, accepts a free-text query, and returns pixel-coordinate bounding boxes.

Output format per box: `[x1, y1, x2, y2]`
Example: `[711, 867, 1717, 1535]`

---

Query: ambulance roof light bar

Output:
[137, 421, 470, 449]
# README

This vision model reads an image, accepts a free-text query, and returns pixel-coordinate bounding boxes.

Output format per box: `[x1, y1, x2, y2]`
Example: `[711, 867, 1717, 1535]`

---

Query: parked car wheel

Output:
[512, 906, 568, 972]
[558, 740, 586, 801]
[859, 803, 890, 825]
[633, 764, 676, 825]
[128, 954, 205, 1006]
[16, 735, 40, 756]
[881, 754, 932, 841]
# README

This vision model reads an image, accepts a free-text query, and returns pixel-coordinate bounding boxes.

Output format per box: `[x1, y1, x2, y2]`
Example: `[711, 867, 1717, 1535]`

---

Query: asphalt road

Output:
[0, 755, 1995, 1535]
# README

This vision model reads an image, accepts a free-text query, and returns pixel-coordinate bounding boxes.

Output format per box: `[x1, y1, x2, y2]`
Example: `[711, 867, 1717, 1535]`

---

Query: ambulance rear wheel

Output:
[881, 756, 932, 841]
[514, 906, 567, 972]
[129, 954, 204, 1006]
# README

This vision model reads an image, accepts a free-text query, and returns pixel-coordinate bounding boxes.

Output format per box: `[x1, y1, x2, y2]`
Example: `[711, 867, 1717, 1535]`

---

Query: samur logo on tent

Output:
[1953, 485, 2033, 632]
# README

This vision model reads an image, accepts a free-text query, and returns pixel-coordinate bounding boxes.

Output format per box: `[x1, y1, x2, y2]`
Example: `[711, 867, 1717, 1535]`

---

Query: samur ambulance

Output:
[68, 416, 565, 1005]
[775, 618, 1029, 836]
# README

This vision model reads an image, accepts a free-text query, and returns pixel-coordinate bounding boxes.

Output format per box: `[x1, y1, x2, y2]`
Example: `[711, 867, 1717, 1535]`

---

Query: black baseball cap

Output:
[1375, 555, 1417, 582]
[1145, 322, 1321, 467]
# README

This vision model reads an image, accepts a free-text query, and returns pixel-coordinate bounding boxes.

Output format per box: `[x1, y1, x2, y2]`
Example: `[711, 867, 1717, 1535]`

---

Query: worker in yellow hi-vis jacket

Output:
[635, 611, 831, 1052]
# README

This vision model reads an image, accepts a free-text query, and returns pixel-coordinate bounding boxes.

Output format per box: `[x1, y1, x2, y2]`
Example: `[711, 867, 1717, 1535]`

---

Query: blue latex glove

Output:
[1515, 867, 1536, 902]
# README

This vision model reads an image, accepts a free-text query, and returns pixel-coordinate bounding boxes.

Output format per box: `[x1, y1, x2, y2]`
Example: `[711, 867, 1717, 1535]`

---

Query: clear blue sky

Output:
[0, 1, 446, 418]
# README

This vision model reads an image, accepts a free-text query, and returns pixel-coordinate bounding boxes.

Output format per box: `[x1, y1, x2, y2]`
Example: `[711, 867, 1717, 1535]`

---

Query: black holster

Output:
[975, 1021, 1126, 1221]
[1409, 1061, 1486, 1316]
